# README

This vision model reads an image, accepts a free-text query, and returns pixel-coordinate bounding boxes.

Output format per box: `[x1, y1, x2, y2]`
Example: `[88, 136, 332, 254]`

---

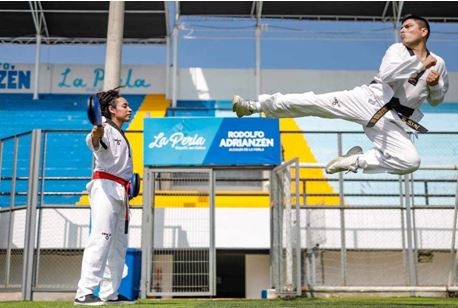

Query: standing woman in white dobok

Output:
[75, 87, 135, 305]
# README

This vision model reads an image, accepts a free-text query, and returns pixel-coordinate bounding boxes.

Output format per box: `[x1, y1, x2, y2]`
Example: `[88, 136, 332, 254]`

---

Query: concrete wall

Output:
[1, 248, 451, 291]
[177, 68, 458, 103]
[245, 255, 270, 299]
[1, 208, 455, 250]
[2, 64, 457, 102]
[1, 208, 455, 293]
[309, 250, 451, 286]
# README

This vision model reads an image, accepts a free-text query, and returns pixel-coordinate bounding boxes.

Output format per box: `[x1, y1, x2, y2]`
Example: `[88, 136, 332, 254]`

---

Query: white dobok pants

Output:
[76, 179, 129, 301]
[259, 85, 420, 175]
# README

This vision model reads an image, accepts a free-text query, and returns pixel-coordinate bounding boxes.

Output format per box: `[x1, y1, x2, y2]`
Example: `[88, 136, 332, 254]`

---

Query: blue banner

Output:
[144, 118, 281, 166]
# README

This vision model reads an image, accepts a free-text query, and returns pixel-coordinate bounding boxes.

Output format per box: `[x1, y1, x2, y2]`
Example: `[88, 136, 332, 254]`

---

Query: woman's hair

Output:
[96, 86, 123, 119]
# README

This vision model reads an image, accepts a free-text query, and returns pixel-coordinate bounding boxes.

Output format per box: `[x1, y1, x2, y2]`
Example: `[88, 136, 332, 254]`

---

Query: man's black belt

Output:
[366, 97, 428, 133]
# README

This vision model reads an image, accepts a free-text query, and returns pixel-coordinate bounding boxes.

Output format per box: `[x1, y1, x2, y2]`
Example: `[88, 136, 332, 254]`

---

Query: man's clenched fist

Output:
[426, 70, 440, 86]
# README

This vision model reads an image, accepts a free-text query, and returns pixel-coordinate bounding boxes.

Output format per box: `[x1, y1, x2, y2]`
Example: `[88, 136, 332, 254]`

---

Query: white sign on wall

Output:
[0, 63, 166, 94]
[0, 63, 32, 91]
[2, 63, 457, 101]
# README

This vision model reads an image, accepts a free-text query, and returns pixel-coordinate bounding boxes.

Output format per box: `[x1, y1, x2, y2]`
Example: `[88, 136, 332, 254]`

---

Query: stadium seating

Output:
[0, 94, 144, 207]
[165, 100, 234, 117]
[1, 94, 457, 208]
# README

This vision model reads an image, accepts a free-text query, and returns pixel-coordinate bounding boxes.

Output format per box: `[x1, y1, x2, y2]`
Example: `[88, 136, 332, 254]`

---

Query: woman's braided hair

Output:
[96, 86, 123, 119]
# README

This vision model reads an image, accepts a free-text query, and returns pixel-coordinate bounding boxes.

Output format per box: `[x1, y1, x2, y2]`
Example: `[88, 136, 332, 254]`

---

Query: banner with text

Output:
[0, 63, 165, 94]
[144, 118, 281, 166]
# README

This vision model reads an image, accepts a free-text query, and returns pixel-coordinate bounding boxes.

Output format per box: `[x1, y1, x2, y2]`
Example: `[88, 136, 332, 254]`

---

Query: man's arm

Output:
[427, 60, 449, 106]
[378, 44, 436, 84]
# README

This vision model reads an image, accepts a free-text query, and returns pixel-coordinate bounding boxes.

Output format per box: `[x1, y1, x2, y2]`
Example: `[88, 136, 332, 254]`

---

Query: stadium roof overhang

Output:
[2, 1, 458, 45]
[3, 1, 458, 103]
[178, 1, 458, 22]
[0, 1, 168, 45]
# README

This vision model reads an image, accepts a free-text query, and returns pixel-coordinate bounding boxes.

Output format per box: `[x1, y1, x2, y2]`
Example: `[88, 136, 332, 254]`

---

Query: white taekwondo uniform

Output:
[76, 117, 133, 301]
[258, 43, 449, 174]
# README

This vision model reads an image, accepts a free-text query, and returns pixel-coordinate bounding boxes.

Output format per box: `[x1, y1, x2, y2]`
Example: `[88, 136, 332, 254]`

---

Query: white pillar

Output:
[171, 25, 178, 108]
[404, 174, 417, 288]
[255, 26, 261, 100]
[33, 34, 41, 100]
[393, 1, 404, 43]
[166, 36, 171, 100]
[104, 1, 125, 91]
[393, 24, 400, 43]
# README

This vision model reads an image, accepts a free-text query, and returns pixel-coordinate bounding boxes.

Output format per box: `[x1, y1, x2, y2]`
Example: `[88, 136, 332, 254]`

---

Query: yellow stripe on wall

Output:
[279, 118, 339, 206]
[77, 101, 337, 208]
[139, 118, 338, 208]
[126, 94, 170, 206]
[153, 191, 269, 208]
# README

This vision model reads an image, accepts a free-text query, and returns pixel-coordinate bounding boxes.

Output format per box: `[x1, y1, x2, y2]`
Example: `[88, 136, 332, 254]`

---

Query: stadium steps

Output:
[0, 94, 383, 209]
[0, 94, 146, 207]
[166, 100, 234, 117]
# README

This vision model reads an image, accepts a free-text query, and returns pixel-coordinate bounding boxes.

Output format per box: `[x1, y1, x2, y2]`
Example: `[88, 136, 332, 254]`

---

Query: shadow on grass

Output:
[1, 297, 458, 307]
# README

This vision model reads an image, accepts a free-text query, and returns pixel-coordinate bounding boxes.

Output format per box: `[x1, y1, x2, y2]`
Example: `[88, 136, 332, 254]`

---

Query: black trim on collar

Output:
[106, 118, 131, 158]
[406, 45, 430, 57]
[406, 46, 415, 56]
[405, 46, 430, 86]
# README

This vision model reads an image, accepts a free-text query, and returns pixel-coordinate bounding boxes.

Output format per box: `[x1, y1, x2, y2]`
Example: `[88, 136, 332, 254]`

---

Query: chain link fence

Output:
[296, 167, 458, 294]
[273, 131, 458, 296]
[0, 209, 26, 289]
[0, 132, 33, 291]
[1, 129, 457, 299]
[1, 130, 96, 297]
[271, 159, 302, 297]
[143, 169, 216, 297]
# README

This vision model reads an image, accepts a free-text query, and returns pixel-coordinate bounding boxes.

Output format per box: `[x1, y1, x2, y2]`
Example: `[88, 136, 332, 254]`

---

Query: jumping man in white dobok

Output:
[233, 15, 448, 175]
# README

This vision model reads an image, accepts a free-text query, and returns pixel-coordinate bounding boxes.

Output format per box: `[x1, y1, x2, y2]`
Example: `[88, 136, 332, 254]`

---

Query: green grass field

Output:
[2, 297, 458, 307]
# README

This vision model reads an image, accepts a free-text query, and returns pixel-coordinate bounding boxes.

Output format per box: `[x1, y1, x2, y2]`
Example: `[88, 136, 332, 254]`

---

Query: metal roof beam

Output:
[0, 9, 165, 14]
[28, 1, 49, 37]
[165, 1, 170, 37]
[255, 1, 263, 100]
[250, 1, 256, 17]
[37, 1, 49, 38]
[396, 1, 404, 24]
[175, 1, 180, 24]
[381, 1, 390, 22]
[0, 37, 166, 45]
[391, 1, 404, 43]
[256, 1, 263, 25]
[260, 15, 387, 21]
[172, 1, 180, 108]
[179, 14, 458, 22]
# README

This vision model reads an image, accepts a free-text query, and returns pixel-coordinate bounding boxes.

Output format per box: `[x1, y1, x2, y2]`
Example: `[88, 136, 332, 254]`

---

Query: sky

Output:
[1, 3, 458, 71]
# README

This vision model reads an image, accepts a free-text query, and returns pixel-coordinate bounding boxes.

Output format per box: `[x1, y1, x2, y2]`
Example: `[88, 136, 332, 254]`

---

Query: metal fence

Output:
[1, 129, 458, 299]
[141, 168, 216, 297]
[282, 163, 458, 295]
[0, 131, 35, 292]
[270, 158, 302, 297]
[271, 130, 458, 296]
[1, 129, 97, 299]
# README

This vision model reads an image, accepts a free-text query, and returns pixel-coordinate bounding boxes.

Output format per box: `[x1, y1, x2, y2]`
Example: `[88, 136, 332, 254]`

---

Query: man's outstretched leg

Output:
[233, 87, 372, 120]
[232, 91, 371, 175]
[233, 92, 421, 175]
